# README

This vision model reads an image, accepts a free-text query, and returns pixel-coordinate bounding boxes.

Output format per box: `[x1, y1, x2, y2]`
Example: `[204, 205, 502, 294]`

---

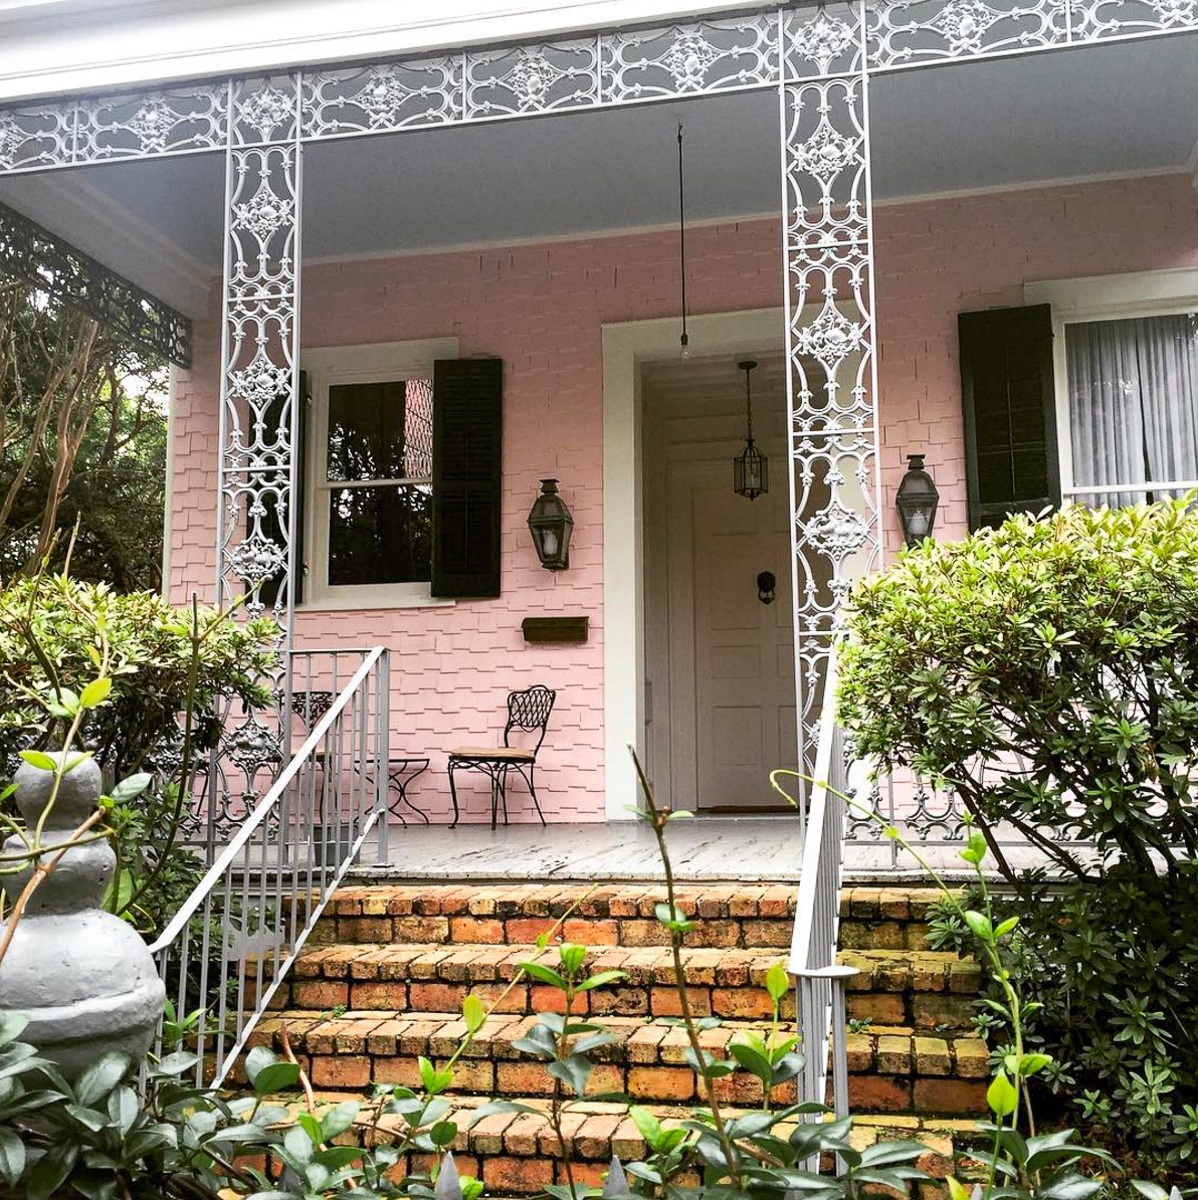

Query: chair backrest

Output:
[503, 685, 556, 756]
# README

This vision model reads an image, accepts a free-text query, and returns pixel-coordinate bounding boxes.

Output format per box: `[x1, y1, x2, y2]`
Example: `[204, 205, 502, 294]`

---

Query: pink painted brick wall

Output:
[169, 172, 1198, 822]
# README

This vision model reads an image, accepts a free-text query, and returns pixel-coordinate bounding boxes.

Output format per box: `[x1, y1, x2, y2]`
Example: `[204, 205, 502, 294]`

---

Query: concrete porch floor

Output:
[349, 816, 1049, 885]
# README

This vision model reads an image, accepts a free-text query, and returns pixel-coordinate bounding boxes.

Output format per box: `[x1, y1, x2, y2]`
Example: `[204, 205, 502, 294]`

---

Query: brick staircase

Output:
[252, 882, 990, 1194]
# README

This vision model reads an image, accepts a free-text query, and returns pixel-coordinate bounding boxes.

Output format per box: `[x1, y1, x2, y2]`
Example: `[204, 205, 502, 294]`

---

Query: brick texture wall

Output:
[168, 172, 1198, 822]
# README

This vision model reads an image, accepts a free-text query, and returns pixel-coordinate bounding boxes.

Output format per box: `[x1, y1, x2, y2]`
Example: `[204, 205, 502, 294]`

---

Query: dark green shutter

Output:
[959, 305, 1060, 530]
[431, 358, 502, 598]
[256, 369, 309, 609]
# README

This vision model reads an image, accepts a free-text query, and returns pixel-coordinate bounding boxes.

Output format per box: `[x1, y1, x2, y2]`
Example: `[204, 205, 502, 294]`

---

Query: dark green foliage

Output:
[0, 279, 169, 592]
[0, 572, 278, 937]
[838, 501, 1198, 1178]
[839, 500, 1198, 880]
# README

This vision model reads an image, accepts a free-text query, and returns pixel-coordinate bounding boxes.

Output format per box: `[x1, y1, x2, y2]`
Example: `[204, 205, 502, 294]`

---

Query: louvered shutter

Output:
[256, 369, 309, 609]
[958, 305, 1060, 530]
[431, 358, 502, 598]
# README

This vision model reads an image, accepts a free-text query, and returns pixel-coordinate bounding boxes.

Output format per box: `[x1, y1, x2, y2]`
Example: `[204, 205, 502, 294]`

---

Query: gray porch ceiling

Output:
[1, 32, 1195, 316]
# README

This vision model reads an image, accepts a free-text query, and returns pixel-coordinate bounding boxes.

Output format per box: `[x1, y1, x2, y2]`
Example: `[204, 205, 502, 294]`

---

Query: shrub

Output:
[838, 499, 1198, 880]
[839, 501, 1198, 1176]
[0, 572, 279, 935]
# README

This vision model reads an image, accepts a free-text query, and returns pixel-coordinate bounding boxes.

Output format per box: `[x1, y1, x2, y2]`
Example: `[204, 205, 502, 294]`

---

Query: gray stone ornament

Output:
[0, 753, 164, 1077]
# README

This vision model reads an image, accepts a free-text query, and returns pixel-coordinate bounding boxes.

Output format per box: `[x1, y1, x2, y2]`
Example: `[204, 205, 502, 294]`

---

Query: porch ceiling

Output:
[1, 32, 1195, 316]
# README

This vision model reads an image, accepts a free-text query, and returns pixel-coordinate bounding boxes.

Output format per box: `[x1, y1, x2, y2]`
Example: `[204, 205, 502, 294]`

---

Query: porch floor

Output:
[350, 816, 1055, 884]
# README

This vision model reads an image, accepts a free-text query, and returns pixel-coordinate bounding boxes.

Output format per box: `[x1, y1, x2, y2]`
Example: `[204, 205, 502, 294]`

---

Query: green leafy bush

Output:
[0, 573, 278, 779]
[0, 572, 279, 935]
[839, 501, 1198, 1176]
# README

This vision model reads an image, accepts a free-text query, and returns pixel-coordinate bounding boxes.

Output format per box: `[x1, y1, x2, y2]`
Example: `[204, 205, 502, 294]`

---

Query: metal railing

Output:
[149, 645, 390, 1086]
[788, 653, 862, 1151]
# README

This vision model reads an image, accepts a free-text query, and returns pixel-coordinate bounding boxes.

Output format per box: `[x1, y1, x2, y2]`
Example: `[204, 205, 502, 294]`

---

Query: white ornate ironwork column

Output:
[209, 76, 304, 828]
[780, 3, 883, 783]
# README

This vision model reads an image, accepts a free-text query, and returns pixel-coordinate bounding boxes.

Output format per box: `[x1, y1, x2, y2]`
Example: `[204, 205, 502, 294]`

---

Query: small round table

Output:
[385, 757, 430, 825]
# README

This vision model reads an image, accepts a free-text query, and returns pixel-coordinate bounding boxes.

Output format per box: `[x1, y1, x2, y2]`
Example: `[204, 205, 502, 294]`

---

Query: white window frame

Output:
[1025, 268, 1198, 503]
[301, 337, 458, 610]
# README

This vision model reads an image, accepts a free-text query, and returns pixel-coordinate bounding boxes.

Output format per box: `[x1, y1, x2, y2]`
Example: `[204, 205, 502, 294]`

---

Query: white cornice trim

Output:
[0, 172, 211, 316]
[0, 0, 766, 102]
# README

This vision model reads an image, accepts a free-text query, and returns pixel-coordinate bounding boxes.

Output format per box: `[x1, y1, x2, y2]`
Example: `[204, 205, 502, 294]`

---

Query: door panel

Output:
[679, 468, 798, 811]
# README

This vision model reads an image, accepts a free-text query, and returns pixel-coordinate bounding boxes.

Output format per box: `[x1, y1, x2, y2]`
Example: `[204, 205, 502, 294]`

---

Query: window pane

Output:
[327, 379, 432, 482]
[1066, 313, 1198, 506]
[328, 484, 431, 586]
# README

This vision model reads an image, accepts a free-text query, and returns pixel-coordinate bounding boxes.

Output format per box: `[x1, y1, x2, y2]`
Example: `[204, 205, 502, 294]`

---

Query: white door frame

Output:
[601, 307, 785, 820]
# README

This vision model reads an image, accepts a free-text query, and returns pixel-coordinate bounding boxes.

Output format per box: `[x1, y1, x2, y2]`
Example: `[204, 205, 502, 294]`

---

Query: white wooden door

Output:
[668, 463, 798, 812]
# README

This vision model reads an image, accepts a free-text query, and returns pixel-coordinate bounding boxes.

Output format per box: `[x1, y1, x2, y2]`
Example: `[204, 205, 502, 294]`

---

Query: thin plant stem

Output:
[631, 748, 743, 1192]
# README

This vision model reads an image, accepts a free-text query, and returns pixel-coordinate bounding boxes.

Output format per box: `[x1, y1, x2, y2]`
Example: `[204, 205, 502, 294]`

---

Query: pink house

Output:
[1, 0, 1197, 833]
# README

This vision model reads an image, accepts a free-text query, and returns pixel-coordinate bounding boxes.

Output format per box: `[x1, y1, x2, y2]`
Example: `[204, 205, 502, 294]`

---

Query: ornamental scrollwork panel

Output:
[791, 429, 881, 623]
[600, 15, 780, 101]
[465, 40, 601, 118]
[76, 85, 230, 162]
[302, 56, 463, 139]
[1073, 0, 1198, 39]
[0, 103, 76, 173]
[868, 0, 1064, 68]
[784, 4, 865, 80]
[231, 75, 301, 148]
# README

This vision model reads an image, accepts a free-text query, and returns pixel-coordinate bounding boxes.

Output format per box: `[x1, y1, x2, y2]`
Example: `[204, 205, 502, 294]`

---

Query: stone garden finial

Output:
[0, 753, 165, 1077]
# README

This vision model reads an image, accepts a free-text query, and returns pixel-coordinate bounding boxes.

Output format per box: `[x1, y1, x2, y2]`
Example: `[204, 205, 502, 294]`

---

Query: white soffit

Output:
[0, 32, 1194, 307]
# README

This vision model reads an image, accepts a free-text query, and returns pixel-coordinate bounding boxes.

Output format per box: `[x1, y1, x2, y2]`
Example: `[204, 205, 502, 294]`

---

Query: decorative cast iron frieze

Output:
[0, 199, 191, 366]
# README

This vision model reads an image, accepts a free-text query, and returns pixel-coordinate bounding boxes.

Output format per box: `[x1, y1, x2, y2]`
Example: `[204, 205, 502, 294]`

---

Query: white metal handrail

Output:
[150, 645, 390, 1086]
[788, 651, 859, 1146]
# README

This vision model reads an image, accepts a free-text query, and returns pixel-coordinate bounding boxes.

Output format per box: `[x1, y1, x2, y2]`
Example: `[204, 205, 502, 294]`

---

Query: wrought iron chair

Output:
[447, 685, 556, 828]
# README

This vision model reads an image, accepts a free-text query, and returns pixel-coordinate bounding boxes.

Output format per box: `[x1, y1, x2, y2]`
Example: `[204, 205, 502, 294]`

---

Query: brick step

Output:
[313, 884, 944, 953]
[843, 949, 982, 1031]
[288, 1091, 981, 1198]
[253, 1008, 990, 1117]
[284, 943, 980, 1029]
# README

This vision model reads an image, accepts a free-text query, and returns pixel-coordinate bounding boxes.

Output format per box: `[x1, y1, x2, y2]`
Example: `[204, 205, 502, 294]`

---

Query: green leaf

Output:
[963, 910, 994, 942]
[462, 993, 486, 1035]
[28, 1142, 78, 1200]
[993, 915, 1020, 939]
[0, 1127, 25, 1187]
[284, 1125, 313, 1166]
[320, 1100, 359, 1142]
[576, 969, 627, 992]
[251, 1061, 301, 1096]
[517, 961, 567, 989]
[79, 678, 113, 708]
[629, 1105, 663, 1148]
[74, 1052, 131, 1105]
[765, 961, 790, 1003]
[430, 1120, 458, 1147]
[244, 1045, 275, 1085]
[729, 1042, 774, 1086]
[0, 1013, 29, 1049]
[109, 773, 152, 802]
[19, 750, 56, 772]
[987, 1071, 1019, 1118]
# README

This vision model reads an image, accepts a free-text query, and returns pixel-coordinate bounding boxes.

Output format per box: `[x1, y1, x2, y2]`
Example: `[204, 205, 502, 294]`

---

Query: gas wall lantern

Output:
[527, 478, 574, 570]
[896, 454, 939, 546]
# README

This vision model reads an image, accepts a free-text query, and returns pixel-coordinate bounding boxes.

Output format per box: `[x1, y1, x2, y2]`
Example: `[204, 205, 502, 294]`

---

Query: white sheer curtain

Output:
[1066, 312, 1198, 507]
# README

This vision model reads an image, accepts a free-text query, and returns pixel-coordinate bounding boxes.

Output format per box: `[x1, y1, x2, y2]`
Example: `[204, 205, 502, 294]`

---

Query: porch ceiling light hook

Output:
[896, 453, 940, 546]
[527, 478, 574, 570]
[733, 359, 768, 500]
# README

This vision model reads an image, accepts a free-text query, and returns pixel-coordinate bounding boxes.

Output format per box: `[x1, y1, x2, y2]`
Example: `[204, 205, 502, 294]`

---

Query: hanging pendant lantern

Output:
[733, 359, 768, 500]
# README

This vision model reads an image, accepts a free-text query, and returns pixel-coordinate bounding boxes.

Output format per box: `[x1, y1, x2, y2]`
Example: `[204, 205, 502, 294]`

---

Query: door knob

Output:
[756, 571, 776, 605]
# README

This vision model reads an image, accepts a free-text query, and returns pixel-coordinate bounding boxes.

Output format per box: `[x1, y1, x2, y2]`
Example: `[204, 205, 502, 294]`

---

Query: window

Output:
[300, 340, 503, 607]
[959, 270, 1198, 530]
[324, 378, 433, 587]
